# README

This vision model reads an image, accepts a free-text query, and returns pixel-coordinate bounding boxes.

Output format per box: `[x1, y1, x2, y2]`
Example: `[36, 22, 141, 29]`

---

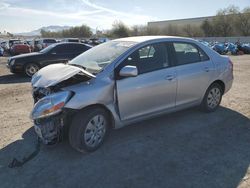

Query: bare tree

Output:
[146, 26, 161, 35]
[161, 24, 181, 36]
[212, 6, 238, 37]
[201, 19, 214, 37]
[111, 21, 131, 38]
[235, 7, 250, 36]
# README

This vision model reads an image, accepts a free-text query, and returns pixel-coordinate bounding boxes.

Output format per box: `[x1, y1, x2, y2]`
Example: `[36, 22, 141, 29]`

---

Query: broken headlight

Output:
[31, 91, 73, 120]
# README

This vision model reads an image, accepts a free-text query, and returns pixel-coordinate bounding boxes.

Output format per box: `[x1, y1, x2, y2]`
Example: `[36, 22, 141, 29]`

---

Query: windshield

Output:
[69, 41, 136, 74]
[40, 43, 57, 53]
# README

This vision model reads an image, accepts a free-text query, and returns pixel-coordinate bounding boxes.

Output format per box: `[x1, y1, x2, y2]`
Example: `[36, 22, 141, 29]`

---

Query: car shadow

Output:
[0, 74, 30, 84]
[0, 106, 249, 188]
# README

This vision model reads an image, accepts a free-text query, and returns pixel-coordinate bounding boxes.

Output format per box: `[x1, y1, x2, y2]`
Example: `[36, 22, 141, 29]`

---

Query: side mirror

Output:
[119, 65, 138, 77]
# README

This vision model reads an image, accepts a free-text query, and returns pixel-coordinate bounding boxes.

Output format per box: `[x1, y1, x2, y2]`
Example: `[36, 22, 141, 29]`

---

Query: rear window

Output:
[173, 42, 209, 65]
[43, 39, 57, 43]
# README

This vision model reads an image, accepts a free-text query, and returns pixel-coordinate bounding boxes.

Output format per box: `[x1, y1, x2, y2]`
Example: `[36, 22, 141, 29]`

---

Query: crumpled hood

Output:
[31, 63, 95, 88]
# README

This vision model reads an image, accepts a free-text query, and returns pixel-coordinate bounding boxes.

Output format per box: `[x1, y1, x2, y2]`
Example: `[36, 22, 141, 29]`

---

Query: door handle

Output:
[165, 75, 175, 81]
[204, 67, 210, 72]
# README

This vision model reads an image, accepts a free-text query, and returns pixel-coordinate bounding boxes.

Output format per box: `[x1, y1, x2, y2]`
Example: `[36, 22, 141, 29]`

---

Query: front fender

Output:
[64, 78, 115, 110]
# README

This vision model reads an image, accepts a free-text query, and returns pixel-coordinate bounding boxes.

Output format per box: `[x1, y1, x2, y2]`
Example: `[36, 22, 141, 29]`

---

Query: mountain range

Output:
[15, 25, 71, 36]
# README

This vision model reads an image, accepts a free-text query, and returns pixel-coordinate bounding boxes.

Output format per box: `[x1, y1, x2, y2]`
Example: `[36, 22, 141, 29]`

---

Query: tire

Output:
[69, 107, 110, 153]
[24, 63, 40, 77]
[201, 83, 223, 112]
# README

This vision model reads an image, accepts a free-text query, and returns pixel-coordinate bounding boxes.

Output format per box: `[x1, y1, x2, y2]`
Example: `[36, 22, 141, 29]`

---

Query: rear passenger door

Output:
[171, 42, 215, 106]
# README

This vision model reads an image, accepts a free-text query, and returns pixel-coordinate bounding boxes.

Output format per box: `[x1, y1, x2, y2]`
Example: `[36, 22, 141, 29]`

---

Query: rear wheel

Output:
[201, 83, 222, 112]
[24, 63, 40, 77]
[69, 108, 110, 153]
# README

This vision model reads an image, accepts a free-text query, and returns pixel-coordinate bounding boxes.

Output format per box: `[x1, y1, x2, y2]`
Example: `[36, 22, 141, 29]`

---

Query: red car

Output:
[10, 43, 31, 55]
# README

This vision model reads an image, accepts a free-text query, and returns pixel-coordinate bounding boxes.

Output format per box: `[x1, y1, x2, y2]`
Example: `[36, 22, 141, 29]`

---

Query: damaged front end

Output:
[31, 91, 73, 144]
[30, 63, 95, 145]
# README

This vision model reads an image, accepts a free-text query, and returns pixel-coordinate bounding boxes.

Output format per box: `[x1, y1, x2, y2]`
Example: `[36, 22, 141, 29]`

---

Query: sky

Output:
[0, 0, 249, 33]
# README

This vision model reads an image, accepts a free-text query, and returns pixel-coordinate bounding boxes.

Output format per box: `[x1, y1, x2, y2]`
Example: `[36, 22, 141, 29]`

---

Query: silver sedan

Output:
[31, 36, 233, 152]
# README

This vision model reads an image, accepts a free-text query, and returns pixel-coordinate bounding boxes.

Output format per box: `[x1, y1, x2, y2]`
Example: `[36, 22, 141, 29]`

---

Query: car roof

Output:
[57, 42, 84, 45]
[9, 39, 21, 42]
[53, 42, 91, 47]
[113, 36, 194, 43]
[41, 38, 57, 41]
[64, 38, 79, 40]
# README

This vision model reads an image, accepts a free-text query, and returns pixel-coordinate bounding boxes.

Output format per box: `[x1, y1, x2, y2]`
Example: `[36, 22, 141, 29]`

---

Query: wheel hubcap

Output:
[207, 87, 221, 109]
[26, 64, 39, 76]
[84, 115, 106, 147]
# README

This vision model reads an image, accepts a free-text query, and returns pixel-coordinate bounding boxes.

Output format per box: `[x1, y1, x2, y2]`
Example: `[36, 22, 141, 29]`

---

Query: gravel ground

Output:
[0, 55, 249, 188]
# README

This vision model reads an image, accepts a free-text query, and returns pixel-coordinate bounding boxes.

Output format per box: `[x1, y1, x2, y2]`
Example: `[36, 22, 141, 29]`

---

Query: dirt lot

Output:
[0, 55, 249, 188]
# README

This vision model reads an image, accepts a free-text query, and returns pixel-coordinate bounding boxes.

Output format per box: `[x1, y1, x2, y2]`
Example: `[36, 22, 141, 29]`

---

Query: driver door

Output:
[116, 42, 177, 121]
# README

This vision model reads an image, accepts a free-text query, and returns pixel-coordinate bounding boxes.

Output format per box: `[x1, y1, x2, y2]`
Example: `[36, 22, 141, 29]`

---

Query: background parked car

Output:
[8, 39, 21, 48]
[226, 43, 238, 55]
[212, 43, 227, 55]
[7, 42, 92, 77]
[88, 38, 101, 45]
[32, 39, 40, 52]
[238, 44, 250, 54]
[37, 38, 57, 51]
[0, 41, 9, 51]
[0, 47, 4, 56]
[10, 42, 31, 55]
[61, 38, 80, 43]
[24, 40, 34, 52]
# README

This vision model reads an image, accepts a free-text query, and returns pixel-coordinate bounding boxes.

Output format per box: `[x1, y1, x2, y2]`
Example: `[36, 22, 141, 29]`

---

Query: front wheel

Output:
[24, 63, 40, 77]
[69, 108, 110, 153]
[201, 83, 223, 112]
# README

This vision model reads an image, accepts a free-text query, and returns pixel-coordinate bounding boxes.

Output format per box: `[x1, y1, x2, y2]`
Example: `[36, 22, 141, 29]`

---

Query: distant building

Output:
[148, 16, 214, 29]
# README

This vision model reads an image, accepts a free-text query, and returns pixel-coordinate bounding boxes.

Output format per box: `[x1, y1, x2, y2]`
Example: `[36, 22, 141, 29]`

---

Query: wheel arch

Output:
[210, 80, 225, 94]
[23, 61, 41, 71]
[23, 62, 41, 76]
[77, 104, 115, 129]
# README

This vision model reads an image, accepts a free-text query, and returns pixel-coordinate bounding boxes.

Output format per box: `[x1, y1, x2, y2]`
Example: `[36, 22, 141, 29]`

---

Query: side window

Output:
[75, 44, 88, 52]
[66, 44, 80, 53]
[199, 49, 209, 61]
[125, 43, 169, 74]
[56, 44, 86, 54]
[43, 39, 57, 43]
[173, 42, 209, 65]
[52, 45, 67, 54]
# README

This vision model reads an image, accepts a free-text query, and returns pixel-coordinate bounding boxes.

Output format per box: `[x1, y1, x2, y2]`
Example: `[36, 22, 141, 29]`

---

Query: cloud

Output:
[79, 0, 157, 29]
[80, 0, 128, 16]
[0, 2, 10, 9]
[0, 0, 157, 32]
[80, 0, 154, 21]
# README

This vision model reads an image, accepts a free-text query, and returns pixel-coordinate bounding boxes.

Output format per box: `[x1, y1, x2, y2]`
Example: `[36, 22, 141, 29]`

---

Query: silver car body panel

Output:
[174, 59, 216, 106]
[32, 36, 233, 129]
